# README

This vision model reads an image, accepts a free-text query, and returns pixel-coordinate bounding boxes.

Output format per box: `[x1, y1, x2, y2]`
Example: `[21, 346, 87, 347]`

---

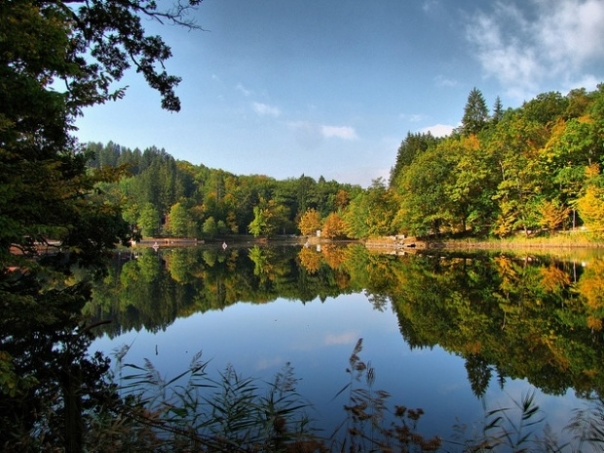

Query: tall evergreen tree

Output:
[460, 87, 489, 136]
[492, 96, 504, 124]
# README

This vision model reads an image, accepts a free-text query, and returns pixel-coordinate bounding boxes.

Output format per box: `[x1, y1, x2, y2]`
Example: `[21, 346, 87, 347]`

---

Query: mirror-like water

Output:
[86, 244, 604, 449]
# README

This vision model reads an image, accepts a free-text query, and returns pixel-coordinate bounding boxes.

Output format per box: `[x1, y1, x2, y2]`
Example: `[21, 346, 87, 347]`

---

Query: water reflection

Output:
[86, 244, 604, 444]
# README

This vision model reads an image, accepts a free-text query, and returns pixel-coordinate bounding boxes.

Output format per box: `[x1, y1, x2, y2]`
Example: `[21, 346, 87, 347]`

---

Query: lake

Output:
[86, 243, 604, 451]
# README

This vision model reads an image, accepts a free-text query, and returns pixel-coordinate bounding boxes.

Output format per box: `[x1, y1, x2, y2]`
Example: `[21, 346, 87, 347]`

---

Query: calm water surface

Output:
[87, 244, 604, 448]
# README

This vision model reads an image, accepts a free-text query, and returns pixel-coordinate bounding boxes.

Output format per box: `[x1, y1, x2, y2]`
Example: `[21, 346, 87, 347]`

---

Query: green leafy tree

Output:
[168, 201, 196, 237]
[138, 202, 161, 238]
[202, 216, 218, 238]
[522, 91, 568, 125]
[391, 146, 454, 236]
[0, 0, 201, 449]
[487, 112, 549, 236]
[249, 204, 273, 238]
[389, 131, 439, 187]
[248, 198, 291, 238]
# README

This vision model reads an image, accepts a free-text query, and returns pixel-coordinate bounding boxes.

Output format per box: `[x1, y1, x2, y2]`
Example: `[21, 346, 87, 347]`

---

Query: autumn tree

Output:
[577, 165, 604, 234]
[322, 213, 348, 239]
[298, 209, 322, 235]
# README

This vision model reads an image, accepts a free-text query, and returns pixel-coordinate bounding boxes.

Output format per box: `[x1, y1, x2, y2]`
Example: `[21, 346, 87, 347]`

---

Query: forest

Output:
[87, 84, 604, 241]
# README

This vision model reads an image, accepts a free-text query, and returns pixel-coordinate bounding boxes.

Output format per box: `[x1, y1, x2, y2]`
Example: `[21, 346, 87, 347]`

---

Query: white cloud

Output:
[252, 102, 281, 117]
[236, 83, 252, 96]
[287, 122, 358, 148]
[320, 125, 358, 140]
[421, 124, 454, 137]
[465, 0, 604, 100]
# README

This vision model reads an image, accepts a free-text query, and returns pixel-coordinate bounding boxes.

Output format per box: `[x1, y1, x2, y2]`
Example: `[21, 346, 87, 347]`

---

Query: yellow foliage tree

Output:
[298, 208, 322, 235]
[577, 186, 604, 231]
[322, 212, 348, 239]
[539, 199, 571, 231]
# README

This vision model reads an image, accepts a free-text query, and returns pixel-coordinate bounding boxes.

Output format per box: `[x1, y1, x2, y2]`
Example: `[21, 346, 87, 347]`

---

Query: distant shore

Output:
[129, 231, 604, 253]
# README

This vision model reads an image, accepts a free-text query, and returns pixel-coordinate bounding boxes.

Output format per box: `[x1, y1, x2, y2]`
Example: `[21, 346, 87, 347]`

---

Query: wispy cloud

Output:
[252, 102, 281, 117]
[236, 83, 253, 97]
[288, 122, 358, 149]
[465, 0, 604, 100]
[434, 75, 458, 88]
[320, 125, 358, 140]
[422, 0, 440, 14]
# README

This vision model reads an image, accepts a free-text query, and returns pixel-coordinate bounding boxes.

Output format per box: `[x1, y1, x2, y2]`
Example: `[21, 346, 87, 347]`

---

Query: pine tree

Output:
[461, 87, 489, 136]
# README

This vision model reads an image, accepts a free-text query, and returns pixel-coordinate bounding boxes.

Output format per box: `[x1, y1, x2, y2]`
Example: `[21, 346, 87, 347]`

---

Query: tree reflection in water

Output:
[85, 244, 604, 448]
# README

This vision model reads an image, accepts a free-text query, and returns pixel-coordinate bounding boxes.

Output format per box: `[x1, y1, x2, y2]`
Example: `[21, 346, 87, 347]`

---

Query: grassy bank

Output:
[428, 231, 604, 250]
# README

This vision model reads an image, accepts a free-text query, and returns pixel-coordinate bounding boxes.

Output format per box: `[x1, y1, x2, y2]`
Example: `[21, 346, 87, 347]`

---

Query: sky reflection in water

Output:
[90, 290, 587, 443]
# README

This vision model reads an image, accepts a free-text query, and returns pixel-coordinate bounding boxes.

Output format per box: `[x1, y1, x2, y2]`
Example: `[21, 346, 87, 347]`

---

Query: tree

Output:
[138, 202, 161, 237]
[391, 147, 454, 236]
[492, 96, 504, 124]
[322, 213, 348, 239]
[577, 165, 604, 234]
[202, 216, 218, 238]
[389, 132, 439, 187]
[168, 202, 196, 237]
[460, 87, 489, 136]
[539, 199, 571, 231]
[248, 198, 291, 238]
[298, 209, 322, 236]
[0, 0, 201, 449]
[249, 206, 270, 238]
[522, 91, 568, 125]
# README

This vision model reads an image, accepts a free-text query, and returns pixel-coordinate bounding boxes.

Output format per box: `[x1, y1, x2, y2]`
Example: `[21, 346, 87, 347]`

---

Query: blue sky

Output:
[75, 0, 604, 187]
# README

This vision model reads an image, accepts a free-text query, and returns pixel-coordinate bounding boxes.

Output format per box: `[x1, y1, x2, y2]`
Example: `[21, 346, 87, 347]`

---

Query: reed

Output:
[83, 340, 604, 452]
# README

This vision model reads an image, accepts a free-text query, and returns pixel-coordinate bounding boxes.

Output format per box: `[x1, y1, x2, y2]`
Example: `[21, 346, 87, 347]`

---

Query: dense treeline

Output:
[88, 84, 604, 241]
[86, 142, 362, 238]
[389, 85, 604, 237]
